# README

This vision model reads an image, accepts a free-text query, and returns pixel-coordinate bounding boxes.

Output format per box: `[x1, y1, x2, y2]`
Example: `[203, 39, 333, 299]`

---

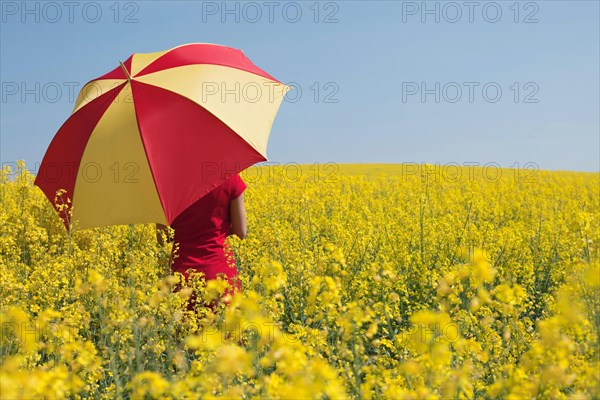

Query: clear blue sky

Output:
[1, 1, 598, 172]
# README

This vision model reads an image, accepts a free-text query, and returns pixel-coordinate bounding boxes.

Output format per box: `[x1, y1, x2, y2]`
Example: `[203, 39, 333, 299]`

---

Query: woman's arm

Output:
[229, 193, 247, 239]
[156, 223, 170, 246]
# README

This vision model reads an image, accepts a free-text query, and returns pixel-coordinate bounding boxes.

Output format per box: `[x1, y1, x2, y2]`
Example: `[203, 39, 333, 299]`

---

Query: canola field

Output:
[1, 161, 599, 399]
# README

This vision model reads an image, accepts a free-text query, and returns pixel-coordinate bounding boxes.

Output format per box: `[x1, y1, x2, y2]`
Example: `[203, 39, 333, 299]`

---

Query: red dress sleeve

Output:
[231, 173, 246, 200]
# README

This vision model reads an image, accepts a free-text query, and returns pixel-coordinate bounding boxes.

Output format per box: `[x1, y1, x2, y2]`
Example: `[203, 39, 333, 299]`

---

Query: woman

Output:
[156, 173, 247, 311]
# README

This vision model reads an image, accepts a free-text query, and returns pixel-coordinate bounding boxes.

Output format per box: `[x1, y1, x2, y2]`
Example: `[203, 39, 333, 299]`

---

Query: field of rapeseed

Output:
[1, 161, 598, 399]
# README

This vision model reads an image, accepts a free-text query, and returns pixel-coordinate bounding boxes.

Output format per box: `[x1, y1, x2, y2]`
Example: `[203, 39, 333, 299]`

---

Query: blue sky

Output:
[1, 0, 599, 172]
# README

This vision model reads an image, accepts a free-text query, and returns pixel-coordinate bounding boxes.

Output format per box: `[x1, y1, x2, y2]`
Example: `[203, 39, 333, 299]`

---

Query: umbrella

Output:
[34, 43, 290, 232]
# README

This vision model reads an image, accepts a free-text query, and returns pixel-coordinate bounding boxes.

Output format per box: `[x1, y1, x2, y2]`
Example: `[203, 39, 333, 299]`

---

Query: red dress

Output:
[169, 173, 246, 309]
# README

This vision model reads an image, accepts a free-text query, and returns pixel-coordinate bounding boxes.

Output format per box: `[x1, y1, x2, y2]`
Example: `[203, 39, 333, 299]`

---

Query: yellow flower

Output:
[129, 372, 169, 399]
[214, 344, 252, 377]
[471, 248, 496, 285]
[87, 270, 107, 293]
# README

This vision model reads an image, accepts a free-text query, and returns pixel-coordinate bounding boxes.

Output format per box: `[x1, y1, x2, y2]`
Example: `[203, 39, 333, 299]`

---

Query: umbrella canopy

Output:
[34, 43, 290, 232]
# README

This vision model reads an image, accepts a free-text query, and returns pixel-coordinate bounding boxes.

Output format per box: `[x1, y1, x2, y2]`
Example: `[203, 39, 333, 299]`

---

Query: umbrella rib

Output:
[119, 61, 132, 82]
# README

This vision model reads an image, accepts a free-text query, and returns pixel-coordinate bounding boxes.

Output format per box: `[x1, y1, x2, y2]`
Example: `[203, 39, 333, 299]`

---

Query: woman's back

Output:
[169, 173, 246, 286]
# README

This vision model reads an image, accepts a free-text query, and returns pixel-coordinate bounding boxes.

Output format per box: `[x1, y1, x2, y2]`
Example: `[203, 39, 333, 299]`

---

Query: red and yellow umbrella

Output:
[34, 43, 290, 232]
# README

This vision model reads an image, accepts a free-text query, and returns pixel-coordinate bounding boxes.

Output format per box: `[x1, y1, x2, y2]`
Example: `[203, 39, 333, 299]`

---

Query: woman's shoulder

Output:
[224, 173, 246, 199]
